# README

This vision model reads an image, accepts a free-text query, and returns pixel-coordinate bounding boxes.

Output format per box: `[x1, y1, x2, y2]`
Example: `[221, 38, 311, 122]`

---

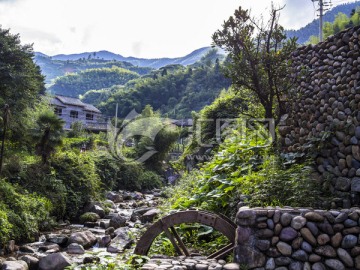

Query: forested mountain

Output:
[38, 47, 221, 70]
[48, 66, 140, 97]
[286, 1, 360, 43]
[34, 54, 152, 84]
[85, 54, 231, 119]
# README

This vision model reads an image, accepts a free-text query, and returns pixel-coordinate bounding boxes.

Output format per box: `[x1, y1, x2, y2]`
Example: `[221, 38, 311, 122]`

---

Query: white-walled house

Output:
[50, 95, 107, 131]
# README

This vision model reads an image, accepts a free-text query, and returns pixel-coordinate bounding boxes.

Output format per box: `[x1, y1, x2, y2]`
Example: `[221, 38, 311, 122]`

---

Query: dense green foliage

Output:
[35, 54, 152, 84]
[93, 152, 163, 192]
[98, 55, 231, 119]
[81, 86, 117, 107]
[50, 151, 102, 220]
[79, 212, 101, 224]
[0, 27, 45, 137]
[182, 90, 260, 163]
[0, 178, 52, 244]
[166, 130, 321, 218]
[48, 66, 140, 97]
[0, 28, 173, 246]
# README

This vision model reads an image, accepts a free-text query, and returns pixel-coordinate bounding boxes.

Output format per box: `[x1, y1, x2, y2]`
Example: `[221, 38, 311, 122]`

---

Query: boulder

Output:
[97, 235, 112, 247]
[38, 253, 71, 270]
[106, 192, 123, 203]
[67, 243, 85, 254]
[19, 255, 39, 270]
[140, 208, 161, 223]
[89, 205, 106, 218]
[2, 261, 28, 270]
[67, 230, 97, 248]
[38, 243, 60, 253]
[109, 227, 134, 251]
[109, 214, 127, 229]
[46, 234, 68, 246]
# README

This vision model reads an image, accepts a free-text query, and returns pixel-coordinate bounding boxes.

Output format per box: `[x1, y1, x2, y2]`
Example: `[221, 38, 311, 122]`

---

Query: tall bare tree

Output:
[212, 6, 297, 123]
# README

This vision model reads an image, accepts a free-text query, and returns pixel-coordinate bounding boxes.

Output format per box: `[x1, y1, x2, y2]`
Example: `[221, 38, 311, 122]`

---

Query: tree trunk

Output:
[0, 105, 10, 175]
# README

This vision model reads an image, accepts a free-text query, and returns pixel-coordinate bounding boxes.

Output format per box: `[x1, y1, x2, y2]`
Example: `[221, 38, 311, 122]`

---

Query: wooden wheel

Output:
[134, 210, 236, 259]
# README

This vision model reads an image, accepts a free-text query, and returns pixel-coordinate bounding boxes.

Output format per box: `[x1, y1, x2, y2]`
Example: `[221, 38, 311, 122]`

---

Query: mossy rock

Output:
[79, 212, 100, 224]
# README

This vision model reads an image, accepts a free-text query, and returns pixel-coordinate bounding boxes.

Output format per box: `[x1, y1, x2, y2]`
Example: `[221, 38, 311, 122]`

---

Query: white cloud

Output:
[0, 0, 357, 57]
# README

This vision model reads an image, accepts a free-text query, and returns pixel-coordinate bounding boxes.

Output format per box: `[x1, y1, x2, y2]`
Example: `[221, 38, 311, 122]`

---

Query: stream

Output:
[0, 189, 164, 270]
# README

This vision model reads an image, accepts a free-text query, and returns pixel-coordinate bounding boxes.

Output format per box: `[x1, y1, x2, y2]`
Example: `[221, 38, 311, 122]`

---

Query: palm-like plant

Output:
[34, 110, 64, 164]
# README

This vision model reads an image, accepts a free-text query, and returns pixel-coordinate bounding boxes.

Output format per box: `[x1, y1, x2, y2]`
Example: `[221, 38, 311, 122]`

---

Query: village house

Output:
[50, 95, 107, 131]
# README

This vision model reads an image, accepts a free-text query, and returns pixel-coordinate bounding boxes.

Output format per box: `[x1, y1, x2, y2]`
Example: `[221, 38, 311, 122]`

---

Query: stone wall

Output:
[235, 207, 360, 270]
[279, 25, 360, 208]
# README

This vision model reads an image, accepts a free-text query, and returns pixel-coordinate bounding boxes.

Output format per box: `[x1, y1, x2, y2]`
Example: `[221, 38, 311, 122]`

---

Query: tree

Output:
[33, 111, 64, 164]
[212, 6, 297, 123]
[0, 27, 45, 133]
[307, 35, 320, 45]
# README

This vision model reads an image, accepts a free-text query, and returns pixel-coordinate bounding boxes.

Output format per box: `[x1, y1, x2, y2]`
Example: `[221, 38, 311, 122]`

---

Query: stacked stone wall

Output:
[280, 25, 360, 207]
[235, 207, 360, 269]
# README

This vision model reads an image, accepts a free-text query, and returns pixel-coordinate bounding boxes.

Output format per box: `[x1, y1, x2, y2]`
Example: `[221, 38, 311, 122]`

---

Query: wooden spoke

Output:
[134, 210, 237, 259]
[170, 226, 190, 256]
[207, 243, 234, 259]
[161, 222, 183, 256]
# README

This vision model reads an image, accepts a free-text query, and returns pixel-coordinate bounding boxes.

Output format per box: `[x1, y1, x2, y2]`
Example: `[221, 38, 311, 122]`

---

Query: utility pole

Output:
[114, 103, 118, 139]
[319, 0, 324, 42]
[312, 0, 332, 42]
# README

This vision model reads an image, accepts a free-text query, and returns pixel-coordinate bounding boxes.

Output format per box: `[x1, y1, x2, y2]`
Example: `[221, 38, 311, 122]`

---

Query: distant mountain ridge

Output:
[37, 47, 219, 69]
[286, 1, 360, 44]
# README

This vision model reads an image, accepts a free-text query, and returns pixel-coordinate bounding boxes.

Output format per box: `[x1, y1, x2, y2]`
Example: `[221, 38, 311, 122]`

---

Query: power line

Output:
[311, 0, 332, 41]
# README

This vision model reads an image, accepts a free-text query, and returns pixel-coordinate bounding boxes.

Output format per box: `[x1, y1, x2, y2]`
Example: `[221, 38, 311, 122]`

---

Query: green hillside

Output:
[48, 66, 140, 97]
[96, 57, 231, 119]
[34, 54, 152, 84]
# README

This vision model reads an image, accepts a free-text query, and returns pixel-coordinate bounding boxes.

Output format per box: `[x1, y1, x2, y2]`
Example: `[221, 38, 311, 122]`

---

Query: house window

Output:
[70, 110, 79, 118]
[86, 113, 94, 121]
[54, 108, 62, 116]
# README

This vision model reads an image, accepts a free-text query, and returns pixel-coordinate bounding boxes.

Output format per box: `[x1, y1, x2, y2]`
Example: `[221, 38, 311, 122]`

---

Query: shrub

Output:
[94, 152, 163, 191]
[79, 212, 100, 224]
[0, 206, 12, 244]
[16, 163, 67, 220]
[138, 170, 163, 191]
[51, 151, 102, 220]
[93, 151, 120, 191]
[167, 128, 321, 218]
[0, 178, 52, 244]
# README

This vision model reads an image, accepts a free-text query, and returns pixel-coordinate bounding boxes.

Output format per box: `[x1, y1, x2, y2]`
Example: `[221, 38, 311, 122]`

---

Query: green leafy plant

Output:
[0, 178, 53, 245]
[79, 212, 100, 224]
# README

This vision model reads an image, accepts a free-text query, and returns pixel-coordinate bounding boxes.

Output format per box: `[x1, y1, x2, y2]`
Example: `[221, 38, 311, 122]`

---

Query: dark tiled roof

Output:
[51, 98, 66, 107]
[83, 103, 101, 113]
[56, 95, 84, 107]
[50, 95, 101, 114]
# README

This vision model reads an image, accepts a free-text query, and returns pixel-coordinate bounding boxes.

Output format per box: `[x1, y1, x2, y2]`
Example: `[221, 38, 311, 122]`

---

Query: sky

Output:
[0, 0, 357, 58]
